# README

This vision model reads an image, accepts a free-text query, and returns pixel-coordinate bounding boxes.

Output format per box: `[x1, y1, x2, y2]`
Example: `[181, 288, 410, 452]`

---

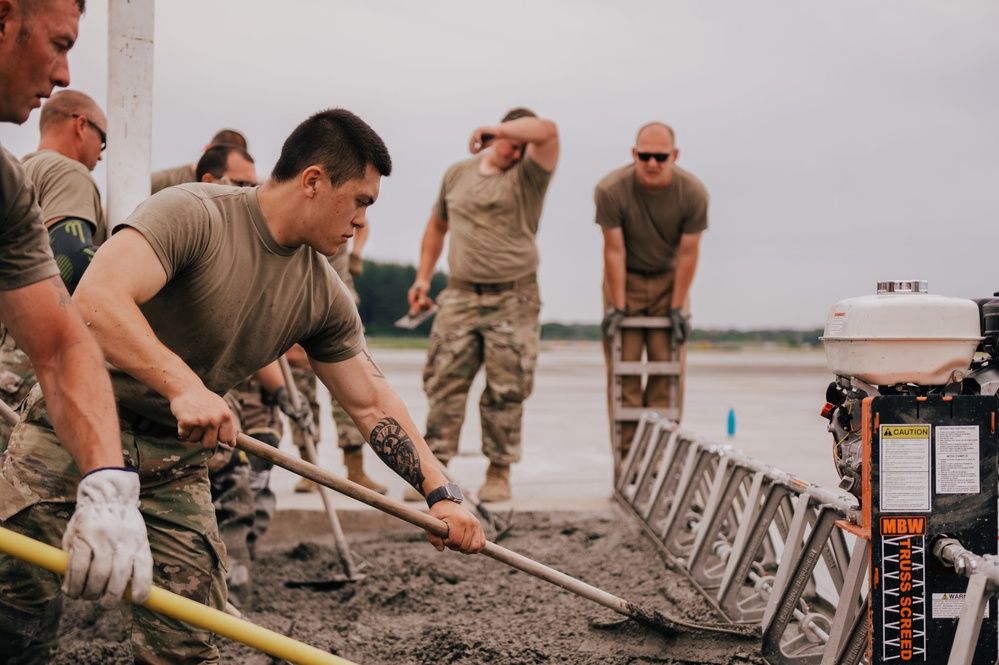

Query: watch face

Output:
[445, 482, 464, 502]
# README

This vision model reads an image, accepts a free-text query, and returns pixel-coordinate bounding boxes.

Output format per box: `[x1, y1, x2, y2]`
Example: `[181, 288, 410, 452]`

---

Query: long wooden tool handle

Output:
[235, 432, 639, 621]
[276, 357, 359, 579]
[0, 525, 354, 665]
[0, 399, 18, 427]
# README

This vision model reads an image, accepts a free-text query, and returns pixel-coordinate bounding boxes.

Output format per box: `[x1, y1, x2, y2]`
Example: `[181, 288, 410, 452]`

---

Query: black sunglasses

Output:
[72, 113, 107, 151]
[636, 152, 671, 163]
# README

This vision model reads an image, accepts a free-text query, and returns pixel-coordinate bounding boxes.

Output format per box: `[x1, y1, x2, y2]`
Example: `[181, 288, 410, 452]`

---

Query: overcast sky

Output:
[2, 1, 997, 329]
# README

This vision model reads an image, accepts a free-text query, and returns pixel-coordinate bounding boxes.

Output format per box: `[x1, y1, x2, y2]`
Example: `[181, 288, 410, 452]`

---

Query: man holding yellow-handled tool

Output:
[0, 0, 154, 662]
[0, 105, 486, 662]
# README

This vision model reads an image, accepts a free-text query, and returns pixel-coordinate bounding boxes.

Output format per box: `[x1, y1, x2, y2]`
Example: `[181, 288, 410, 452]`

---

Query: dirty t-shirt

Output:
[150, 163, 197, 195]
[594, 164, 709, 273]
[433, 153, 553, 283]
[114, 183, 365, 425]
[22, 150, 107, 245]
[0, 145, 59, 291]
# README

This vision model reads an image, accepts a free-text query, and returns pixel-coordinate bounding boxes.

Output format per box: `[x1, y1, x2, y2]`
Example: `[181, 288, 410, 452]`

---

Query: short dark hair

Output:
[210, 128, 247, 150]
[195, 144, 254, 181]
[18, 0, 86, 42]
[501, 107, 537, 123]
[270, 108, 392, 188]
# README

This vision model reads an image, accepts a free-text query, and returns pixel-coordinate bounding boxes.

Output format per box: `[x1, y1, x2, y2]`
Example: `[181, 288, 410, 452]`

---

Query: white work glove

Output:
[62, 468, 153, 608]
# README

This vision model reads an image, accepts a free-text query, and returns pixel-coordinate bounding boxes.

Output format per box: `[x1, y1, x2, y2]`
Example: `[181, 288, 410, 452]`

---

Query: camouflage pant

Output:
[289, 366, 365, 451]
[0, 332, 36, 450]
[423, 279, 541, 465]
[0, 386, 226, 664]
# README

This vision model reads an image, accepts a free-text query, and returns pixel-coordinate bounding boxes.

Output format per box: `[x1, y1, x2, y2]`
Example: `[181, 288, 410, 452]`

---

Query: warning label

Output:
[935, 425, 980, 494]
[932, 593, 990, 620]
[880, 424, 931, 512]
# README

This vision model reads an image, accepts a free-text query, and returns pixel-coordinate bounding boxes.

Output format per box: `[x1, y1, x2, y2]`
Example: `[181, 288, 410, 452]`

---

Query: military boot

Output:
[344, 447, 388, 495]
[478, 462, 511, 502]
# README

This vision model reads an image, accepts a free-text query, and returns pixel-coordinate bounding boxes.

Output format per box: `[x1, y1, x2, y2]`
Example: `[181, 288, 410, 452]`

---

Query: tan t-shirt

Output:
[433, 153, 554, 283]
[114, 183, 365, 425]
[150, 163, 197, 195]
[0, 145, 59, 291]
[594, 164, 709, 273]
[22, 150, 107, 245]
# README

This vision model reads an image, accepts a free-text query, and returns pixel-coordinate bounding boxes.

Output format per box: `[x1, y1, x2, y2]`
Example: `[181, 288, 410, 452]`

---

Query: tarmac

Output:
[268, 342, 841, 522]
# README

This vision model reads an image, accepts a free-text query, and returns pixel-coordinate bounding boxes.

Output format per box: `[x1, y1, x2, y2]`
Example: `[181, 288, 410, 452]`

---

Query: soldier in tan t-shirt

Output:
[1, 90, 108, 450]
[0, 2, 151, 660]
[1, 108, 486, 661]
[407, 108, 559, 502]
[595, 122, 709, 468]
[150, 127, 250, 194]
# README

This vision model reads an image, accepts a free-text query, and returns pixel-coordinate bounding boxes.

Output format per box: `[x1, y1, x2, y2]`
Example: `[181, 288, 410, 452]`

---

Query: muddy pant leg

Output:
[209, 453, 253, 594]
[127, 429, 226, 664]
[246, 430, 281, 556]
[130, 514, 226, 664]
[479, 282, 540, 465]
[0, 394, 83, 665]
[423, 288, 482, 464]
[0, 503, 71, 665]
[289, 367, 320, 451]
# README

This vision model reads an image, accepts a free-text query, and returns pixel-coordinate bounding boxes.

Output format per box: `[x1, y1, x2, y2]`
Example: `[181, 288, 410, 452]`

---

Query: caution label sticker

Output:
[880, 424, 931, 512]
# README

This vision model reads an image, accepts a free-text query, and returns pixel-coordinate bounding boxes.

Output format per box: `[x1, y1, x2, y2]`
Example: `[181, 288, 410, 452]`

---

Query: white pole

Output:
[106, 0, 154, 229]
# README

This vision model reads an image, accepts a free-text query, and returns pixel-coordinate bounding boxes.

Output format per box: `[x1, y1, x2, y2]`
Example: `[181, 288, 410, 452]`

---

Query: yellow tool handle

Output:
[0, 525, 356, 665]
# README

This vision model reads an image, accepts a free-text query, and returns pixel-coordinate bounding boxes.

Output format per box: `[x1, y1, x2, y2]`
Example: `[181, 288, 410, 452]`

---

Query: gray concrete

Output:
[270, 343, 843, 513]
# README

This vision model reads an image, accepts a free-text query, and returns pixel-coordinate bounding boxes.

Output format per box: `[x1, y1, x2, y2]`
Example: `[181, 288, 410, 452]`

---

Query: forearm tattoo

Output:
[370, 417, 425, 494]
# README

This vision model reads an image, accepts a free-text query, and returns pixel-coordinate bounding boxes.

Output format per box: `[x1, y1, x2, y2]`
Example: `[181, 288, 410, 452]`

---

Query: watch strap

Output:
[425, 482, 463, 508]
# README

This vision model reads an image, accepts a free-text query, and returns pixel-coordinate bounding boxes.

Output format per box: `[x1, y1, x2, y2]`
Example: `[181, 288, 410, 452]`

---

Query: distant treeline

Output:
[354, 259, 823, 345]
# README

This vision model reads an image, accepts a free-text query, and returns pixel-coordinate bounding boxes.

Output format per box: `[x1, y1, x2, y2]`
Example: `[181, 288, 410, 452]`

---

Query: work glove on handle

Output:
[270, 385, 316, 438]
[601, 306, 626, 339]
[62, 468, 153, 608]
[668, 307, 691, 346]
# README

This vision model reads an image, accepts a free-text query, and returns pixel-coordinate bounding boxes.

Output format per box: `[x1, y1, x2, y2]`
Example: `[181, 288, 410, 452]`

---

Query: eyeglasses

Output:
[72, 114, 107, 151]
[636, 152, 672, 163]
[219, 176, 257, 187]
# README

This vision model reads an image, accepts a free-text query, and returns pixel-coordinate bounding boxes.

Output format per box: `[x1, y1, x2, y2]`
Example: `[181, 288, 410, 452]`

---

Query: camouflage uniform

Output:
[423, 278, 541, 465]
[0, 386, 226, 663]
[0, 330, 35, 450]
[214, 377, 284, 568]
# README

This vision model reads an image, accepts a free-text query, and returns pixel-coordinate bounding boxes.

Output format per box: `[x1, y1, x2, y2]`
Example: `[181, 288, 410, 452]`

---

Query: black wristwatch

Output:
[425, 482, 464, 509]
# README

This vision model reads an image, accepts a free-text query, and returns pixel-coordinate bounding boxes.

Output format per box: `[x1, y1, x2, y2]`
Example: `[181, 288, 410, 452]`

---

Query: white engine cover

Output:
[821, 281, 982, 385]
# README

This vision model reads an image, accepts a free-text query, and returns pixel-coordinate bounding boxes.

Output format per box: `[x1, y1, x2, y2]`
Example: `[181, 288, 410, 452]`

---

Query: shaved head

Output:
[636, 122, 675, 144]
[38, 89, 101, 132]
